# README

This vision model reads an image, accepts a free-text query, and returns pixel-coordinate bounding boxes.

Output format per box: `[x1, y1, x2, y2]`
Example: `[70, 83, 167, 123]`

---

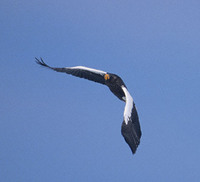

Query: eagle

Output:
[36, 58, 142, 154]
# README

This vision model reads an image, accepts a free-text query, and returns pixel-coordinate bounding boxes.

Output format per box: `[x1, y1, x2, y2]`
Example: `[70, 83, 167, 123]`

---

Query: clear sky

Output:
[1, 0, 200, 181]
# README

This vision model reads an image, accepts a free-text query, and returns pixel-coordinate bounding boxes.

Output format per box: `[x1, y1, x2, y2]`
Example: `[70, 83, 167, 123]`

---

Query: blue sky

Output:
[1, 0, 200, 181]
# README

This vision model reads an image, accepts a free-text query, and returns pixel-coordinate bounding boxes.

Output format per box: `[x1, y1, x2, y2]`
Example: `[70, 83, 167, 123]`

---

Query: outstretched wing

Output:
[35, 58, 107, 85]
[121, 86, 142, 154]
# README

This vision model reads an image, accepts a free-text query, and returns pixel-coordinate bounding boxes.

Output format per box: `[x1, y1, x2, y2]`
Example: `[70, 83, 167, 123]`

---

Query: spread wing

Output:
[121, 86, 142, 154]
[35, 58, 107, 85]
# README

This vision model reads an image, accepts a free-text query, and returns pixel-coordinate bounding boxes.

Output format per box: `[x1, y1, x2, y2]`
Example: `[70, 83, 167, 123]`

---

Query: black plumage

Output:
[35, 58, 106, 84]
[121, 104, 141, 153]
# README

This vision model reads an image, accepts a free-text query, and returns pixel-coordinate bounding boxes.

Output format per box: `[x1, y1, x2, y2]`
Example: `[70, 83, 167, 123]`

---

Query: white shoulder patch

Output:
[121, 86, 133, 125]
[65, 66, 107, 75]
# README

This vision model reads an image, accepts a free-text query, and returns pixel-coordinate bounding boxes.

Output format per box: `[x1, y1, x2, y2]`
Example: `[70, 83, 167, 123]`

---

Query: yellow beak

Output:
[104, 74, 110, 80]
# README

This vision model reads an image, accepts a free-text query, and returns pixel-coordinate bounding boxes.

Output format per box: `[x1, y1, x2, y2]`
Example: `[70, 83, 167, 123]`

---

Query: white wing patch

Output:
[121, 86, 133, 125]
[65, 66, 107, 75]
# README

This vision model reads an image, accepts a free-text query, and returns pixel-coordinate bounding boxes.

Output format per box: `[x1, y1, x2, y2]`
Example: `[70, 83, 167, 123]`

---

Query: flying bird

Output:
[35, 58, 142, 154]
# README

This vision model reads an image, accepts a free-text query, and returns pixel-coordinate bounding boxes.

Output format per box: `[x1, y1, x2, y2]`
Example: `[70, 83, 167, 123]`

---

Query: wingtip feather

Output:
[35, 57, 50, 68]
